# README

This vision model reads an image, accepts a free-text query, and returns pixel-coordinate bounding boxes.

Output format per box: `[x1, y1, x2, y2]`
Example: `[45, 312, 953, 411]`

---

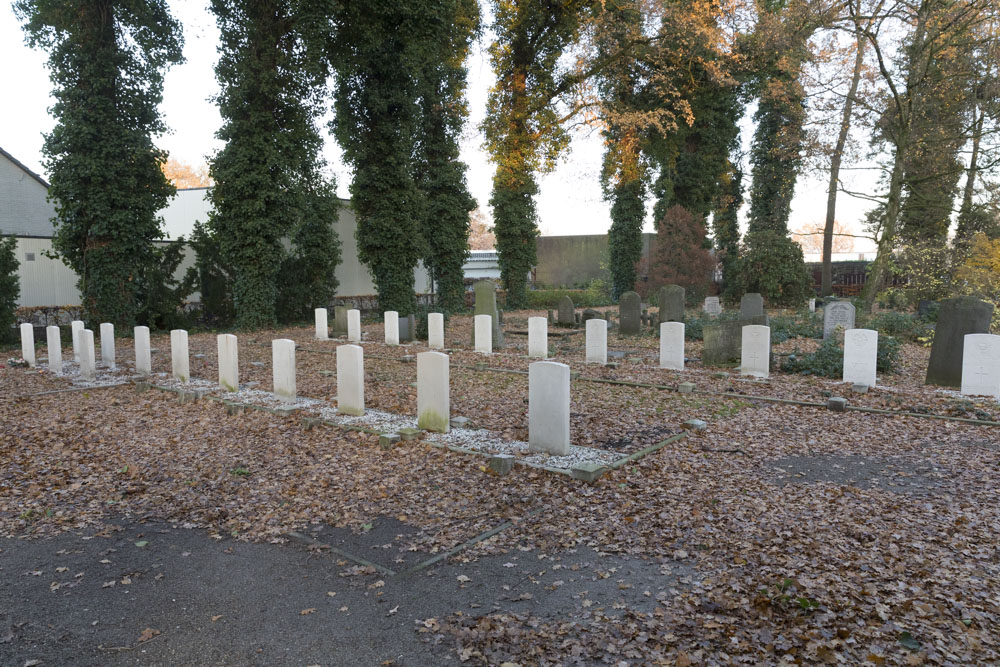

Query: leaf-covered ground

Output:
[2, 312, 999, 664]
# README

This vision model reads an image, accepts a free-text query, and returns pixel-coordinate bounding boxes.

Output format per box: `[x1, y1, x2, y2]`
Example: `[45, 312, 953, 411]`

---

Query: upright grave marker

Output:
[927, 296, 995, 387]
[46, 325, 62, 374]
[384, 311, 399, 346]
[398, 314, 416, 343]
[337, 344, 365, 416]
[20, 323, 35, 367]
[71, 320, 84, 362]
[315, 308, 328, 340]
[659, 322, 684, 370]
[79, 329, 96, 381]
[417, 351, 450, 433]
[557, 296, 575, 326]
[843, 328, 878, 387]
[586, 319, 607, 365]
[474, 314, 492, 354]
[528, 317, 548, 358]
[658, 285, 685, 323]
[347, 309, 362, 343]
[428, 313, 445, 349]
[171, 329, 189, 383]
[134, 326, 151, 375]
[218, 334, 239, 392]
[740, 293, 764, 319]
[808, 298, 816, 313]
[100, 323, 115, 370]
[473, 280, 504, 347]
[528, 361, 570, 455]
[741, 325, 770, 378]
[961, 334, 1000, 398]
[703, 297, 722, 316]
[272, 339, 296, 401]
[333, 306, 348, 336]
[619, 291, 641, 335]
[823, 301, 856, 339]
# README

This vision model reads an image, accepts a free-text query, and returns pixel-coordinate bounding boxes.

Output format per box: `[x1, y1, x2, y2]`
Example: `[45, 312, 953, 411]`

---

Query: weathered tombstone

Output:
[528, 361, 570, 455]
[71, 320, 84, 362]
[398, 314, 416, 343]
[427, 313, 445, 349]
[100, 323, 115, 370]
[618, 291, 641, 335]
[557, 296, 575, 326]
[134, 326, 151, 375]
[843, 328, 878, 387]
[740, 325, 770, 378]
[315, 308, 328, 340]
[20, 323, 35, 367]
[659, 322, 684, 370]
[703, 296, 722, 317]
[474, 314, 492, 354]
[823, 300, 856, 339]
[581, 308, 601, 323]
[46, 325, 62, 374]
[961, 333, 1000, 398]
[473, 280, 504, 347]
[926, 297, 994, 387]
[79, 329, 96, 381]
[528, 316, 548, 358]
[170, 329, 189, 383]
[347, 309, 362, 343]
[658, 285, 685, 323]
[218, 334, 239, 392]
[337, 344, 365, 415]
[740, 293, 764, 319]
[272, 339, 297, 401]
[384, 311, 399, 346]
[417, 351, 450, 433]
[702, 317, 765, 367]
[586, 319, 607, 365]
[332, 306, 348, 336]
[808, 298, 816, 313]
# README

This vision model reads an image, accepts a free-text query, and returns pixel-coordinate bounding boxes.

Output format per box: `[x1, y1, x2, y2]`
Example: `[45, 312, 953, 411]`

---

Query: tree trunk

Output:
[863, 135, 907, 305]
[822, 23, 866, 296]
[955, 105, 984, 247]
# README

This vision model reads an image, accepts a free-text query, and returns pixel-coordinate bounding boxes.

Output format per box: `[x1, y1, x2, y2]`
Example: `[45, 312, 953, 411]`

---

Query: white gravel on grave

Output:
[218, 387, 324, 411]
[149, 374, 218, 391]
[315, 407, 619, 470]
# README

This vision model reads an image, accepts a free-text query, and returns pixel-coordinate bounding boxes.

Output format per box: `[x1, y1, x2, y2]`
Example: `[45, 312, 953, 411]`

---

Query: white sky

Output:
[1, 1, 877, 252]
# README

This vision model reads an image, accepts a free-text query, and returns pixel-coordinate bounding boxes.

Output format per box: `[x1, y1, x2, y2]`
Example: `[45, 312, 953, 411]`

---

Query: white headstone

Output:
[417, 351, 449, 433]
[703, 297, 722, 316]
[134, 326, 151, 375]
[170, 329, 189, 383]
[99, 323, 115, 369]
[337, 344, 365, 416]
[527, 317, 548, 359]
[384, 311, 399, 346]
[740, 325, 770, 378]
[808, 298, 816, 313]
[347, 309, 362, 343]
[71, 320, 84, 362]
[20, 323, 35, 367]
[843, 328, 878, 387]
[474, 314, 492, 354]
[823, 301, 856, 339]
[428, 312, 445, 349]
[218, 334, 239, 392]
[961, 333, 1000, 399]
[659, 322, 685, 370]
[528, 361, 571, 455]
[315, 308, 328, 340]
[272, 339, 296, 401]
[79, 329, 96, 381]
[586, 319, 607, 365]
[46, 325, 62, 374]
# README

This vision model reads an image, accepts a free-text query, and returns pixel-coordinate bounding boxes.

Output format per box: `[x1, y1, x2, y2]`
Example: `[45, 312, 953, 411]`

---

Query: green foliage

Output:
[277, 183, 342, 324]
[861, 311, 934, 343]
[782, 335, 901, 377]
[134, 241, 195, 331]
[0, 236, 20, 345]
[525, 282, 613, 310]
[15, 0, 183, 327]
[649, 205, 715, 301]
[714, 161, 743, 300]
[607, 180, 646, 300]
[733, 231, 812, 306]
[186, 221, 234, 326]
[209, 0, 336, 329]
[768, 311, 822, 343]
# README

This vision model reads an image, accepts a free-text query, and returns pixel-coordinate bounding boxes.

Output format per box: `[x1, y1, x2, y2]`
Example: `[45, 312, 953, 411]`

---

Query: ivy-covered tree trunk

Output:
[607, 180, 645, 299]
[713, 160, 743, 298]
[0, 236, 19, 344]
[16, 0, 182, 328]
[491, 154, 539, 309]
[746, 89, 806, 235]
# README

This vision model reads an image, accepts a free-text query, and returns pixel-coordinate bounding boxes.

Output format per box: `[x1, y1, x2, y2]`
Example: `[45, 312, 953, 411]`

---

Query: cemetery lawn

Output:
[2, 311, 999, 665]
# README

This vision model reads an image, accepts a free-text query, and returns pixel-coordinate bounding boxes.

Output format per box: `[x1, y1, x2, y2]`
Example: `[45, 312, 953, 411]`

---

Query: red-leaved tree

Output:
[645, 205, 715, 299]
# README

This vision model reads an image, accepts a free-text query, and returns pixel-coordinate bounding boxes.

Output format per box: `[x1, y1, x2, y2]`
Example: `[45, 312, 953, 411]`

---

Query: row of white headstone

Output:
[314, 308, 448, 349]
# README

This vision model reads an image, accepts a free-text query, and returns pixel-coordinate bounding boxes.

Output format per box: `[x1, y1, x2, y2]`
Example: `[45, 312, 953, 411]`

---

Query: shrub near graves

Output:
[0, 235, 19, 345]
[782, 336, 901, 377]
[862, 311, 933, 343]
[768, 311, 822, 343]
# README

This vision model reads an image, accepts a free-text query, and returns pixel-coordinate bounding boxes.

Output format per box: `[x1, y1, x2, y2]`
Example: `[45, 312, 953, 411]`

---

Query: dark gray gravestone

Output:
[658, 285, 685, 323]
[702, 316, 768, 367]
[739, 293, 764, 319]
[557, 296, 575, 326]
[823, 301, 856, 339]
[332, 306, 349, 336]
[398, 314, 416, 343]
[581, 308, 601, 323]
[473, 280, 504, 347]
[619, 291, 641, 335]
[925, 296, 994, 387]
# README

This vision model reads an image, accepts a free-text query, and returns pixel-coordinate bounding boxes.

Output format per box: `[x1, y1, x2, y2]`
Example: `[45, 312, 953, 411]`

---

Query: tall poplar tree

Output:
[16, 0, 183, 327]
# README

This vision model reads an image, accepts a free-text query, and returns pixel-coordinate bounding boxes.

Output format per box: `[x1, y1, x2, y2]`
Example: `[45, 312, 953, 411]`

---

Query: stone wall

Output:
[534, 233, 657, 289]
